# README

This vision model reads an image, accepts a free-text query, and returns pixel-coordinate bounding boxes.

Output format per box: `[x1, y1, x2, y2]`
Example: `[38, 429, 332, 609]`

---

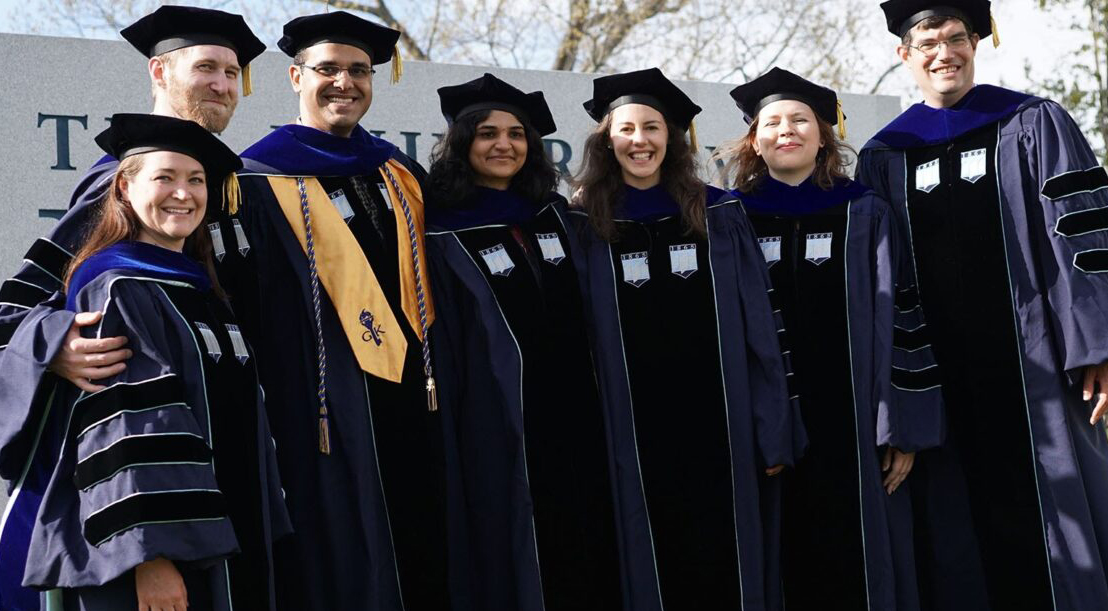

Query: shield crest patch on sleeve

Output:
[479, 243, 515, 277]
[536, 233, 566, 265]
[805, 233, 833, 265]
[620, 251, 650, 287]
[758, 236, 782, 267]
[669, 244, 698, 278]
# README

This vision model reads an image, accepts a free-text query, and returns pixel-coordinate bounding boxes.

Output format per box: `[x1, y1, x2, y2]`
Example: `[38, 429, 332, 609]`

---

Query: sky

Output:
[0, 0, 1089, 106]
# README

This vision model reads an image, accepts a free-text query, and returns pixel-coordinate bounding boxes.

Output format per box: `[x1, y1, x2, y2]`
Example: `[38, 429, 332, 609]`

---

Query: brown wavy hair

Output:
[64, 154, 223, 296]
[715, 111, 855, 194]
[571, 113, 706, 242]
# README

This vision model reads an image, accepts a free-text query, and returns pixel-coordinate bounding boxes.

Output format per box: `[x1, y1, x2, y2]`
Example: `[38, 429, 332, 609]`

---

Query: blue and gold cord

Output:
[381, 165, 437, 412]
[298, 177, 332, 454]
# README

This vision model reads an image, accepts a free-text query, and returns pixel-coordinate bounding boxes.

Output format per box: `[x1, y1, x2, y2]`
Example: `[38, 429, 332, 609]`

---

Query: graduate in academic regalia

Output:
[424, 73, 621, 611]
[0, 5, 265, 413]
[722, 68, 944, 611]
[567, 67, 806, 611]
[857, 2, 1108, 610]
[224, 12, 450, 611]
[0, 114, 289, 611]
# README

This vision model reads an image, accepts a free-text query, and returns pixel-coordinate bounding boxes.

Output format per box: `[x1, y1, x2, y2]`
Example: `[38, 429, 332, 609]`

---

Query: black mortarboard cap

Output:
[278, 11, 400, 65]
[437, 73, 557, 137]
[96, 114, 244, 212]
[583, 68, 702, 131]
[880, 0, 993, 39]
[120, 6, 266, 65]
[729, 67, 842, 129]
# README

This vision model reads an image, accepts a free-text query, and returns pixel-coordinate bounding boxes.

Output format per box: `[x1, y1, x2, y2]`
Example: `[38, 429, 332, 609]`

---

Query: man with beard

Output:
[0, 6, 264, 608]
[224, 11, 451, 611]
[856, 1, 1108, 610]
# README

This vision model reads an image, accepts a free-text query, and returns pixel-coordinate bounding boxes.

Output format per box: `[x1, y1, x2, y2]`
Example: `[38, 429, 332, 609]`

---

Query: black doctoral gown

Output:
[739, 176, 944, 611]
[225, 124, 452, 611]
[858, 84, 1108, 611]
[426, 187, 621, 611]
[566, 184, 806, 611]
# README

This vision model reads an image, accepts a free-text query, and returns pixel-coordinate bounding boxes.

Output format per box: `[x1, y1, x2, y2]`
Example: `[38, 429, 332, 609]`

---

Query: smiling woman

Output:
[568, 67, 805, 611]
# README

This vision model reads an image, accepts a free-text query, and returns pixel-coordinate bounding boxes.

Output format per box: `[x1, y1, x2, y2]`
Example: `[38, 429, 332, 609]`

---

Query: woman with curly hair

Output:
[425, 73, 620, 611]
[722, 67, 944, 611]
[568, 67, 805, 611]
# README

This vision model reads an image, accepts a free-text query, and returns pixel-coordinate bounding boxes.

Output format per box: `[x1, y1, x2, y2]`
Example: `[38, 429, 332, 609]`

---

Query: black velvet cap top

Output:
[438, 73, 557, 137]
[583, 67, 701, 131]
[729, 67, 841, 127]
[96, 114, 243, 181]
[278, 11, 400, 64]
[120, 5, 265, 65]
[880, 0, 993, 38]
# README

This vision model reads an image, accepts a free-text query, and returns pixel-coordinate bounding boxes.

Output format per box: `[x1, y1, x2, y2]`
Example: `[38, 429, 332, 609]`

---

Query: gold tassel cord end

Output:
[426, 376, 438, 412]
[391, 45, 403, 84]
[242, 64, 253, 97]
[990, 14, 1000, 48]
[688, 120, 700, 156]
[224, 172, 241, 216]
[319, 410, 332, 455]
[836, 99, 847, 140]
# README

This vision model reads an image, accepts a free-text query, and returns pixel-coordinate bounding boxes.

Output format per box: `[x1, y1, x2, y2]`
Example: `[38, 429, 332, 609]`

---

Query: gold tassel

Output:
[319, 408, 332, 455]
[688, 120, 700, 156]
[990, 14, 1000, 48]
[391, 45, 403, 84]
[426, 376, 438, 412]
[836, 99, 847, 140]
[223, 172, 241, 215]
[242, 64, 253, 97]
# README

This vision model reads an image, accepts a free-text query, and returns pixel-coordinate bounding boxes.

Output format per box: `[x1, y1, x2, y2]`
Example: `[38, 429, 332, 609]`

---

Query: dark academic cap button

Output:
[96, 114, 243, 181]
[437, 73, 557, 137]
[879, 0, 993, 38]
[729, 67, 841, 128]
[120, 5, 266, 66]
[278, 11, 400, 64]
[583, 67, 702, 131]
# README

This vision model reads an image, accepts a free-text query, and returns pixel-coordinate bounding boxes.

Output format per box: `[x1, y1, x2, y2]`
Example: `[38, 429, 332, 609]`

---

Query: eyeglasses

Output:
[905, 34, 973, 57]
[299, 64, 375, 81]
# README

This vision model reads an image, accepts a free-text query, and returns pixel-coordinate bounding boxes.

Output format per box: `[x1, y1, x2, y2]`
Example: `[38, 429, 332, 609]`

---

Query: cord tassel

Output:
[391, 45, 403, 84]
[426, 376, 438, 412]
[990, 14, 1000, 48]
[688, 119, 700, 155]
[319, 408, 332, 454]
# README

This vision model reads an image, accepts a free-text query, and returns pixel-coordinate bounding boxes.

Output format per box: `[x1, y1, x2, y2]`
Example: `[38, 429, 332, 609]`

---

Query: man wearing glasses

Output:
[228, 11, 449, 611]
[858, 1, 1108, 610]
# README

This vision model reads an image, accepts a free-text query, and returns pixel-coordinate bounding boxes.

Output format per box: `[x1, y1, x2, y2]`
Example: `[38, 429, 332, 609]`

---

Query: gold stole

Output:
[268, 161, 434, 382]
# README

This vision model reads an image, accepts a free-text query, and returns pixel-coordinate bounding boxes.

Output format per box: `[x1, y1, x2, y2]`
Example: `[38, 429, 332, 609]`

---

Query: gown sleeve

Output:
[729, 205, 808, 467]
[26, 277, 240, 589]
[1022, 101, 1108, 374]
[873, 197, 946, 452]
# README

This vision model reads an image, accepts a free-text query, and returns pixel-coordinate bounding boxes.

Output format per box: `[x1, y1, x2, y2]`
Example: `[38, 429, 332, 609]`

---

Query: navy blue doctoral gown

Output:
[426, 188, 621, 611]
[226, 124, 452, 611]
[566, 185, 806, 611]
[738, 177, 944, 611]
[0, 241, 289, 611]
[858, 85, 1108, 611]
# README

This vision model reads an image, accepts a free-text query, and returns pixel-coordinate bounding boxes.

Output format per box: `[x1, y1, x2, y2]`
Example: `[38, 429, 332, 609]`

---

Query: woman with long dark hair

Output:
[567, 67, 805, 611]
[720, 68, 944, 611]
[425, 73, 621, 611]
[0, 114, 288, 611]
